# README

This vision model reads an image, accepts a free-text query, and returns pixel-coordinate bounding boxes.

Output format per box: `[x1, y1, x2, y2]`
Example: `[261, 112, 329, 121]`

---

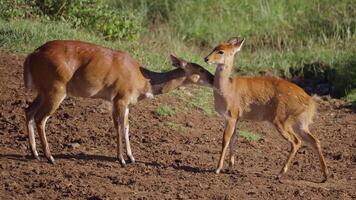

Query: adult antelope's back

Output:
[24, 40, 214, 165]
[203, 37, 328, 182]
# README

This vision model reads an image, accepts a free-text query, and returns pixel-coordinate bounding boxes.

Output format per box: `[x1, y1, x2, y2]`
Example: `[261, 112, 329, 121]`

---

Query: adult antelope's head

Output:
[204, 37, 245, 66]
[170, 55, 214, 87]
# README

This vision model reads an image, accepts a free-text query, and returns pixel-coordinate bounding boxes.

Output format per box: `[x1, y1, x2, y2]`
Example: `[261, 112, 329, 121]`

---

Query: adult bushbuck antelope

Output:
[204, 37, 329, 182]
[24, 40, 214, 166]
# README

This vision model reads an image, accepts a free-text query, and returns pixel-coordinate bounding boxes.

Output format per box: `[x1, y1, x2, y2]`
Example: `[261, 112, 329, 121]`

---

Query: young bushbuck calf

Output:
[204, 37, 329, 182]
[24, 40, 214, 166]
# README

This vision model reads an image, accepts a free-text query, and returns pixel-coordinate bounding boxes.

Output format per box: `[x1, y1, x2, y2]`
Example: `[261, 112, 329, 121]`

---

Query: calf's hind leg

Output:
[295, 125, 329, 182]
[274, 119, 301, 179]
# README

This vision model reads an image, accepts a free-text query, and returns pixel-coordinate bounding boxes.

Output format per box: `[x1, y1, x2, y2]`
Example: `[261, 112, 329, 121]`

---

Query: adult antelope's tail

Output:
[23, 54, 34, 90]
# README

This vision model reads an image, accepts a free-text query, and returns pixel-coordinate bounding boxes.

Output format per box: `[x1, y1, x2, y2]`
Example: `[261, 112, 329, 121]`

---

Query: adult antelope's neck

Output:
[140, 67, 186, 95]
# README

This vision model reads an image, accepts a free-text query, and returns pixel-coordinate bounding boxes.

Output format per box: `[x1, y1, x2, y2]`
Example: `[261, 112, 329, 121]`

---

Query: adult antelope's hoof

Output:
[33, 154, 40, 161]
[321, 175, 329, 183]
[47, 156, 55, 164]
[276, 173, 285, 183]
[129, 156, 135, 164]
[215, 169, 221, 174]
[31, 151, 40, 160]
[119, 159, 126, 167]
[321, 170, 330, 183]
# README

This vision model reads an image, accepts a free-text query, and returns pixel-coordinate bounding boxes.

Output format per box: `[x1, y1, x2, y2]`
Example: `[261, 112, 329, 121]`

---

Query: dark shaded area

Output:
[288, 55, 356, 113]
[289, 61, 336, 96]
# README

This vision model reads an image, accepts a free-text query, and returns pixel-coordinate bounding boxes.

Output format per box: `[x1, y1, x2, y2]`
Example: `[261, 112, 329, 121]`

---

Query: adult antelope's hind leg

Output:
[25, 95, 42, 160]
[121, 107, 135, 163]
[113, 100, 133, 166]
[34, 87, 66, 164]
[216, 117, 237, 174]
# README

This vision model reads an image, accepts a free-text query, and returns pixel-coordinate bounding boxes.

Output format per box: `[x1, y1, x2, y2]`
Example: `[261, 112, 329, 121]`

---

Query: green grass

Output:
[0, 19, 114, 53]
[346, 90, 356, 101]
[121, 0, 356, 98]
[164, 122, 187, 133]
[154, 105, 176, 117]
[0, 19, 179, 72]
[346, 90, 356, 112]
[239, 131, 260, 141]
[188, 87, 216, 116]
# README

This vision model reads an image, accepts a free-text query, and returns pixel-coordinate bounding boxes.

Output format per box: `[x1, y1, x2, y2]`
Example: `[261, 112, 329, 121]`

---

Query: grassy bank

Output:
[0, 0, 355, 106]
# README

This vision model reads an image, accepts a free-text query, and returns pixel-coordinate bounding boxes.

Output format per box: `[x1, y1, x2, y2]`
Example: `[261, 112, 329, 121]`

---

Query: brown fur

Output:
[204, 37, 328, 182]
[24, 40, 213, 165]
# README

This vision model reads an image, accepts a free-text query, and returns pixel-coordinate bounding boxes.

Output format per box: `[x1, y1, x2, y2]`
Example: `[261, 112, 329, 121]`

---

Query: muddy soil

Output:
[0, 52, 355, 200]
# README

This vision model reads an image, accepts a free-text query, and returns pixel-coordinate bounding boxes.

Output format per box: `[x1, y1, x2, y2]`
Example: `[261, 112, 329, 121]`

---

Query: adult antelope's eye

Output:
[217, 50, 224, 54]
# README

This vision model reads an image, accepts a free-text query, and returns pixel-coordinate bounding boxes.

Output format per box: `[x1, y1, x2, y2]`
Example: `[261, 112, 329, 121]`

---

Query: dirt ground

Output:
[0, 52, 355, 200]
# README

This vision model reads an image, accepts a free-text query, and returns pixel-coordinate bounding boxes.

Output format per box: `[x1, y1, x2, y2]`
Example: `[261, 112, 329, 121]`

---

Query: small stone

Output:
[186, 121, 194, 128]
[66, 143, 80, 148]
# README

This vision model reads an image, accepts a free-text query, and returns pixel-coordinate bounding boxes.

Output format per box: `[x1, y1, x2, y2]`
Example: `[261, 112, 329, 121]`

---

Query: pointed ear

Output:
[170, 54, 187, 68]
[227, 37, 245, 51]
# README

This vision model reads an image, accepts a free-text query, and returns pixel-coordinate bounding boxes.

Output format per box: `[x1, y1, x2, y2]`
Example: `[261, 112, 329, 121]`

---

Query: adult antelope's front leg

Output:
[216, 117, 237, 174]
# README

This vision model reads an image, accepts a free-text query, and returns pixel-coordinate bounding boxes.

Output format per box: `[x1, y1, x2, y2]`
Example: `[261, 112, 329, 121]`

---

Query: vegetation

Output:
[188, 87, 215, 116]
[154, 105, 176, 117]
[239, 131, 260, 142]
[164, 122, 187, 133]
[0, 0, 355, 106]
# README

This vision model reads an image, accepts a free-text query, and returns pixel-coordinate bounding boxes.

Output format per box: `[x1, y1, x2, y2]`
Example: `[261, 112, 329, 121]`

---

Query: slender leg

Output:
[122, 107, 135, 163]
[297, 126, 329, 182]
[34, 89, 66, 164]
[216, 117, 237, 174]
[25, 95, 42, 160]
[228, 126, 238, 167]
[112, 105, 125, 166]
[274, 119, 301, 178]
[283, 126, 302, 176]
[113, 100, 133, 166]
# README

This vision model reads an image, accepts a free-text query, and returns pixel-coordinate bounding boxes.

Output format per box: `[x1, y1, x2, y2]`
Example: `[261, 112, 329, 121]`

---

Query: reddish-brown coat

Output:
[204, 37, 328, 182]
[23, 40, 214, 166]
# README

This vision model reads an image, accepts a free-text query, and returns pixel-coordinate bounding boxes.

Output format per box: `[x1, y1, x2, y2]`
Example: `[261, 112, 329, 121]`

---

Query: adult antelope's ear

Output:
[227, 37, 245, 52]
[170, 54, 187, 69]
